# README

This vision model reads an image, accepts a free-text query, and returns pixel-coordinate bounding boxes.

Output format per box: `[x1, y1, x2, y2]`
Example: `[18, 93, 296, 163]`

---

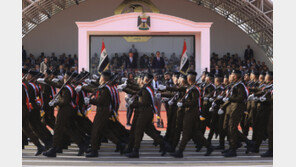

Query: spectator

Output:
[139, 54, 149, 69]
[40, 57, 48, 74]
[22, 45, 27, 62]
[59, 65, 65, 75]
[152, 51, 165, 70]
[244, 45, 254, 61]
[125, 52, 137, 69]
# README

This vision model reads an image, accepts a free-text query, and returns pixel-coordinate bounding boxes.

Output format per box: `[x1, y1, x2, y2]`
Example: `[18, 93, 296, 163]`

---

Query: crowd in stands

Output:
[22, 44, 270, 77]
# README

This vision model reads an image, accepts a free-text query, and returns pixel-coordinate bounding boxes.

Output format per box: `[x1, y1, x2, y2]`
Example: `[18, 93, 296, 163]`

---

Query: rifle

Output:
[49, 72, 75, 103]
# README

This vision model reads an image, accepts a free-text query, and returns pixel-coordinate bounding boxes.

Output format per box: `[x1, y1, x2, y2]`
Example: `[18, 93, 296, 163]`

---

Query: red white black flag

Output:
[179, 40, 189, 74]
[97, 40, 109, 73]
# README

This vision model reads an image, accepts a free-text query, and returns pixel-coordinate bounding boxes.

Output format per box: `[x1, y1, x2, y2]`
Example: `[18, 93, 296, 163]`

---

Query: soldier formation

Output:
[22, 67, 273, 158]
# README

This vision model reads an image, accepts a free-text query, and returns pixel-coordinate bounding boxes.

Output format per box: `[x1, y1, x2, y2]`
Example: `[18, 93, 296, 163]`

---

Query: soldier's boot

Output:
[248, 145, 259, 154]
[85, 150, 98, 157]
[204, 145, 214, 156]
[56, 148, 63, 153]
[160, 141, 173, 156]
[35, 145, 46, 156]
[245, 140, 255, 154]
[261, 149, 273, 157]
[126, 148, 139, 158]
[43, 147, 57, 157]
[222, 149, 230, 154]
[77, 143, 87, 156]
[195, 144, 203, 152]
[123, 146, 133, 154]
[170, 149, 183, 158]
[223, 149, 237, 157]
[116, 142, 126, 155]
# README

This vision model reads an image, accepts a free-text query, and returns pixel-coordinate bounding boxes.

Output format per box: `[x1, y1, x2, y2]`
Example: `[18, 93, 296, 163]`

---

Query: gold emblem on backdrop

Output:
[123, 36, 151, 42]
[138, 13, 151, 30]
[114, 0, 160, 15]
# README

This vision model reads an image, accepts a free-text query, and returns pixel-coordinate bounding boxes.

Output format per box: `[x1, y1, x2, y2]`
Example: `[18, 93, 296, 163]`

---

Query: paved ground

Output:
[22, 132, 272, 167]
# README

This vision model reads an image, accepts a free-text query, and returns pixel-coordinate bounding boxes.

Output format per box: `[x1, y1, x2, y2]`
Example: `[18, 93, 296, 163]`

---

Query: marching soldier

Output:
[170, 71, 214, 158]
[43, 72, 87, 157]
[219, 70, 253, 157]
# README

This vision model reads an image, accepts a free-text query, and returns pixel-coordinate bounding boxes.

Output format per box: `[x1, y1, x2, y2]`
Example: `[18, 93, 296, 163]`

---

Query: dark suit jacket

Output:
[125, 57, 137, 69]
[152, 57, 165, 69]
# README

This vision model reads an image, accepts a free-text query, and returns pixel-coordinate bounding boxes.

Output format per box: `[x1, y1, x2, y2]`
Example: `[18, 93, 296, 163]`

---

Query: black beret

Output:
[231, 70, 241, 75]
[266, 71, 273, 76]
[260, 71, 266, 76]
[144, 73, 154, 80]
[101, 71, 111, 78]
[251, 70, 259, 76]
[22, 68, 28, 74]
[164, 71, 171, 75]
[173, 72, 180, 77]
[187, 70, 197, 76]
[206, 72, 214, 78]
[180, 74, 187, 80]
[72, 72, 78, 78]
[29, 70, 40, 76]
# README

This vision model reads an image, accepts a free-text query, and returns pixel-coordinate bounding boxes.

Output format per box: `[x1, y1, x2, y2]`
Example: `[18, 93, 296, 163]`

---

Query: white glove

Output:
[49, 99, 57, 107]
[121, 77, 128, 82]
[162, 97, 169, 101]
[223, 97, 229, 102]
[84, 97, 90, 105]
[177, 102, 183, 107]
[260, 96, 266, 102]
[92, 74, 99, 80]
[52, 78, 59, 83]
[209, 98, 214, 102]
[217, 95, 223, 100]
[85, 79, 91, 84]
[168, 100, 174, 106]
[37, 78, 45, 84]
[218, 109, 224, 115]
[117, 87, 123, 92]
[127, 99, 134, 106]
[248, 94, 254, 101]
[158, 85, 167, 91]
[254, 97, 259, 101]
[209, 107, 214, 112]
[211, 102, 216, 107]
[75, 85, 82, 93]
[57, 75, 63, 81]
[155, 93, 161, 99]
[204, 97, 209, 101]
[82, 83, 88, 87]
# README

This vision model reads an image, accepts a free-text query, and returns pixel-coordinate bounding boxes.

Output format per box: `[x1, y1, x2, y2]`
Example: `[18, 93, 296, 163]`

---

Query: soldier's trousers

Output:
[171, 108, 184, 149]
[253, 103, 270, 149]
[22, 106, 43, 148]
[126, 107, 133, 124]
[52, 106, 84, 148]
[127, 109, 139, 150]
[29, 108, 52, 145]
[43, 104, 55, 129]
[91, 109, 119, 151]
[75, 115, 93, 136]
[134, 109, 164, 150]
[267, 108, 273, 151]
[179, 110, 210, 151]
[223, 103, 248, 150]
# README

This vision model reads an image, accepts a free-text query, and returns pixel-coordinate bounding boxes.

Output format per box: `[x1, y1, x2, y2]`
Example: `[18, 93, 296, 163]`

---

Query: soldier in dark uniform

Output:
[43, 72, 87, 157]
[84, 71, 126, 157]
[170, 71, 214, 158]
[249, 71, 273, 154]
[25, 70, 53, 149]
[125, 73, 171, 158]
[219, 70, 253, 157]
[22, 68, 46, 156]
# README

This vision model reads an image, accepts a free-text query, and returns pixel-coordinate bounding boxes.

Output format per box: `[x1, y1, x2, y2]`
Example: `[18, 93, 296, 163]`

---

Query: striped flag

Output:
[179, 40, 189, 74]
[97, 40, 109, 73]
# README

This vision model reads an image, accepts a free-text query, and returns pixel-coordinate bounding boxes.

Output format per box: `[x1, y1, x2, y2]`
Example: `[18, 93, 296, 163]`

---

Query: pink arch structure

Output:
[76, 12, 212, 75]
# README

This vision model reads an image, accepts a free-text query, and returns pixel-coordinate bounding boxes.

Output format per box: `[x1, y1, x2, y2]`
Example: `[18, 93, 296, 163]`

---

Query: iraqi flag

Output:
[97, 40, 109, 73]
[179, 40, 189, 74]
